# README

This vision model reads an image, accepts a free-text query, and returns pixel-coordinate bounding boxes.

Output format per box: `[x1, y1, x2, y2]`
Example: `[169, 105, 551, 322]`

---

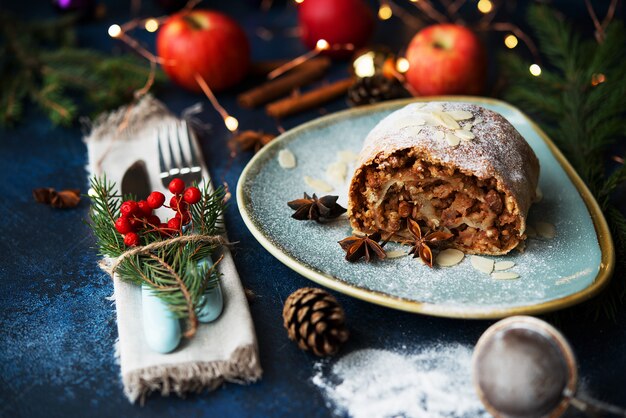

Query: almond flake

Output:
[494, 261, 515, 271]
[535, 186, 543, 202]
[338, 150, 358, 163]
[428, 104, 444, 112]
[445, 132, 460, 147]
[436, 249, 464, 267]
[403, 126, 423, 137]
[525, 224, 537, 238]
[433, 131, 445, 141]
[386, 250, 408, 259]
[326, 161, 347, 184]
[278, 149, 296, 169]
[473, 117, 483, 125]
[433, 112, 461, 130]
[304, 176, 333, 192]
[445, 110, 473, 121]
[471, 256, 494, 274]
[454, 129, 475, 141]
[492, 272, 520, 280]
[536, 221, 556, 239]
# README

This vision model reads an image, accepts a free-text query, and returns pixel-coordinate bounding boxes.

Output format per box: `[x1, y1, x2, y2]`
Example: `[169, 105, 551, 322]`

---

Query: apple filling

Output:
[350, 149, 523, 254]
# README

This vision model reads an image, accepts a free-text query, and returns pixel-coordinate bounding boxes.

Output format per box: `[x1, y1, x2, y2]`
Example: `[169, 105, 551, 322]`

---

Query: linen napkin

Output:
[84, 95, 262, 403]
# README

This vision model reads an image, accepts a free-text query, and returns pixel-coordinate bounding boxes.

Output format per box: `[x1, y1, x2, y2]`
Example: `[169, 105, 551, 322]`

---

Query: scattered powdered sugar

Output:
[312, 345, 489, 418]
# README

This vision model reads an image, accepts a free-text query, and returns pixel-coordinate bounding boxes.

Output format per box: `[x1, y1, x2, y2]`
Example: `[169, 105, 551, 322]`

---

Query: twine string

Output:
[109, 234, 227, 274]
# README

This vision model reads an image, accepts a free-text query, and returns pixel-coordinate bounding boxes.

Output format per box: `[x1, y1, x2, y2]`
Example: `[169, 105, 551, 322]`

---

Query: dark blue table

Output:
[1, 1, 625, 417]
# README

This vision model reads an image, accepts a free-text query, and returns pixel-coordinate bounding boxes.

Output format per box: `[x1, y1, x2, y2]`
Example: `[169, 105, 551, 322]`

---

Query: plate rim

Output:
[236, 96, 615, 319]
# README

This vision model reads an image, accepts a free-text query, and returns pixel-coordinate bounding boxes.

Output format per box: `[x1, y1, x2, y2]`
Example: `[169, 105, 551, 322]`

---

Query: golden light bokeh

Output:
[353, 52, 377, 78]
[225, 116, 239, 132]
[378, 4, 393, 20]
[591, 73, 606, 86]
[144, 19, 159, 33]
[529, 64, 542, 76]
[108, 24, 122, 38]
[396, 57, 410, 73]
[504, 34, 518, 49]
[294, 0, 304, 3]
[316, 39, 330, 50]
[477, 0, 493, 14]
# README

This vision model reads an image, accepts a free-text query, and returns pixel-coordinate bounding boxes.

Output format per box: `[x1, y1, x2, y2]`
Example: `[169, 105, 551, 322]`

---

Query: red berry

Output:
[170, 195, 189, 212]
[115, 217, 133, 234]
[147, 191, 165, 209]
[183, 187, 201, 204]
[167, 217, 182, 230]
[168, 178, 185, 195]
[124, 232, 140, 246]
[138, 200, 152, 217]
[120, 200, 139, 218]
[175, 210, 191, 225]
[147, 215, 161, 226]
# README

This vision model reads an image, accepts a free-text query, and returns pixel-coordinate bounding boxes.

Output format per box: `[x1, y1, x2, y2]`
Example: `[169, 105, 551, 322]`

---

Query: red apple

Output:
[157, 10, 250, 93]
[298, 0, 374, 59]
[405, 24, 486, 96]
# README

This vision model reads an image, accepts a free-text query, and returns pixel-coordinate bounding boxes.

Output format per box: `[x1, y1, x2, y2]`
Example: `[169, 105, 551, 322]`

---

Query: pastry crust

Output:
[347, 102, 540, 255]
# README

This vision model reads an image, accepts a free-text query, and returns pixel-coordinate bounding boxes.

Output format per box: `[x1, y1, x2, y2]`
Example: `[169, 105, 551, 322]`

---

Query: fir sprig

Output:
[88, 176, 225, 337]
[0, 13, 164, 127]
[500, 5, 626, 320]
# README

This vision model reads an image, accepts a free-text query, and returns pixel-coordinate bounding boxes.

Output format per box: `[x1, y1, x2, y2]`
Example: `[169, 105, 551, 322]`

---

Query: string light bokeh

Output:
[504, 34, 518, 49]
[529, 64, 541, 76]
[378, 3, 393, 20]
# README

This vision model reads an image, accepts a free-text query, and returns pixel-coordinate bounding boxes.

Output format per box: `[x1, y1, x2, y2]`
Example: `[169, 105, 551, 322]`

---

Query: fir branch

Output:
[88, 176, 124, 258]
[191, 182, 226, 236]
[0, 13, 163, 127]
[88, 176, 225, 337]
[500, 5, 626, 321]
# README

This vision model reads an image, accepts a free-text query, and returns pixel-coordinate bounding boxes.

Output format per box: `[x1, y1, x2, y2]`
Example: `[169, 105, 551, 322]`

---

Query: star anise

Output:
[288, 193, 346, 222]
[33, 187, 81, 209]
[406, 218, 453, 267]
[231, 130, 276, 153]
[338, 232, 386, 262]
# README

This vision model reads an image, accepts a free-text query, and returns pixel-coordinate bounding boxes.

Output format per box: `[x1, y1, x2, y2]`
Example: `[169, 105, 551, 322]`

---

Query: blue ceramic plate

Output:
[237, 97, 614, 318]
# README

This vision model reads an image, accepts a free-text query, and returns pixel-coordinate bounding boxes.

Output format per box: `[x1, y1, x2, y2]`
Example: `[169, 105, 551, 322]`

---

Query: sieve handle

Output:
[566, 391, 626, 417]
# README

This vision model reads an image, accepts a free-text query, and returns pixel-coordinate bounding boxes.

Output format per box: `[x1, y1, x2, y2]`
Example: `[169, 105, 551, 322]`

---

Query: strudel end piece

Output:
[347, 102, 540, 255]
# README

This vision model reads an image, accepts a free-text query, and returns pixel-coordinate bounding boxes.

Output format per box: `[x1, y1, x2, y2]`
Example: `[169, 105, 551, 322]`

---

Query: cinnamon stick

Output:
[266, 78, 355, 119]
[238, 57, 331, 108]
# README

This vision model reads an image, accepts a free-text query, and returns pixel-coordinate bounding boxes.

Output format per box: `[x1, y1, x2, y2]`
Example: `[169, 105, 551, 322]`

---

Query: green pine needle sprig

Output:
[0, 12, 164, 127]
[500, 5, 626, 321]
[88, 176, 225, 338]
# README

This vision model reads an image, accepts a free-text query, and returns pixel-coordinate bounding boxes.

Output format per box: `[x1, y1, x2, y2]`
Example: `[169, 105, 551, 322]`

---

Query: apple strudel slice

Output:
[347, 102, 540, 255]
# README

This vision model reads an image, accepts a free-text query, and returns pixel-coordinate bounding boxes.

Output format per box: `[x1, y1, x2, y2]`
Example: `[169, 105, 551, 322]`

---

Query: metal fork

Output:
[158, 120, 203, 188]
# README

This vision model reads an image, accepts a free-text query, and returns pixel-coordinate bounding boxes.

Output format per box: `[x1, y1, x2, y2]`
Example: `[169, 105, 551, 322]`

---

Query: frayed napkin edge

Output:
[123, 344, 263, 405]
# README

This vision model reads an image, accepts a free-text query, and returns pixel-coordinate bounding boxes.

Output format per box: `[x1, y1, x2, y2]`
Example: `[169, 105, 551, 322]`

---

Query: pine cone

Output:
[347, 74, 410, 107]
[282, 288, 349, 356]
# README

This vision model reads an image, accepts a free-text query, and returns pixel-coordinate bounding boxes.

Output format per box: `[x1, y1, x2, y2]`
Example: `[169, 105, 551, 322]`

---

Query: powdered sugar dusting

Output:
[312, 345, 489, 418]
[356, 102, 539, 218]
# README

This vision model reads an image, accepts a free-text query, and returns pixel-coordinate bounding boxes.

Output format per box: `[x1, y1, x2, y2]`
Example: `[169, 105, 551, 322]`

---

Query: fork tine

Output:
[182, 120, 202, 174]
[157, 126, 169, 185]
[174, 122, 191, 175]
[166, 124, 180, 176]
